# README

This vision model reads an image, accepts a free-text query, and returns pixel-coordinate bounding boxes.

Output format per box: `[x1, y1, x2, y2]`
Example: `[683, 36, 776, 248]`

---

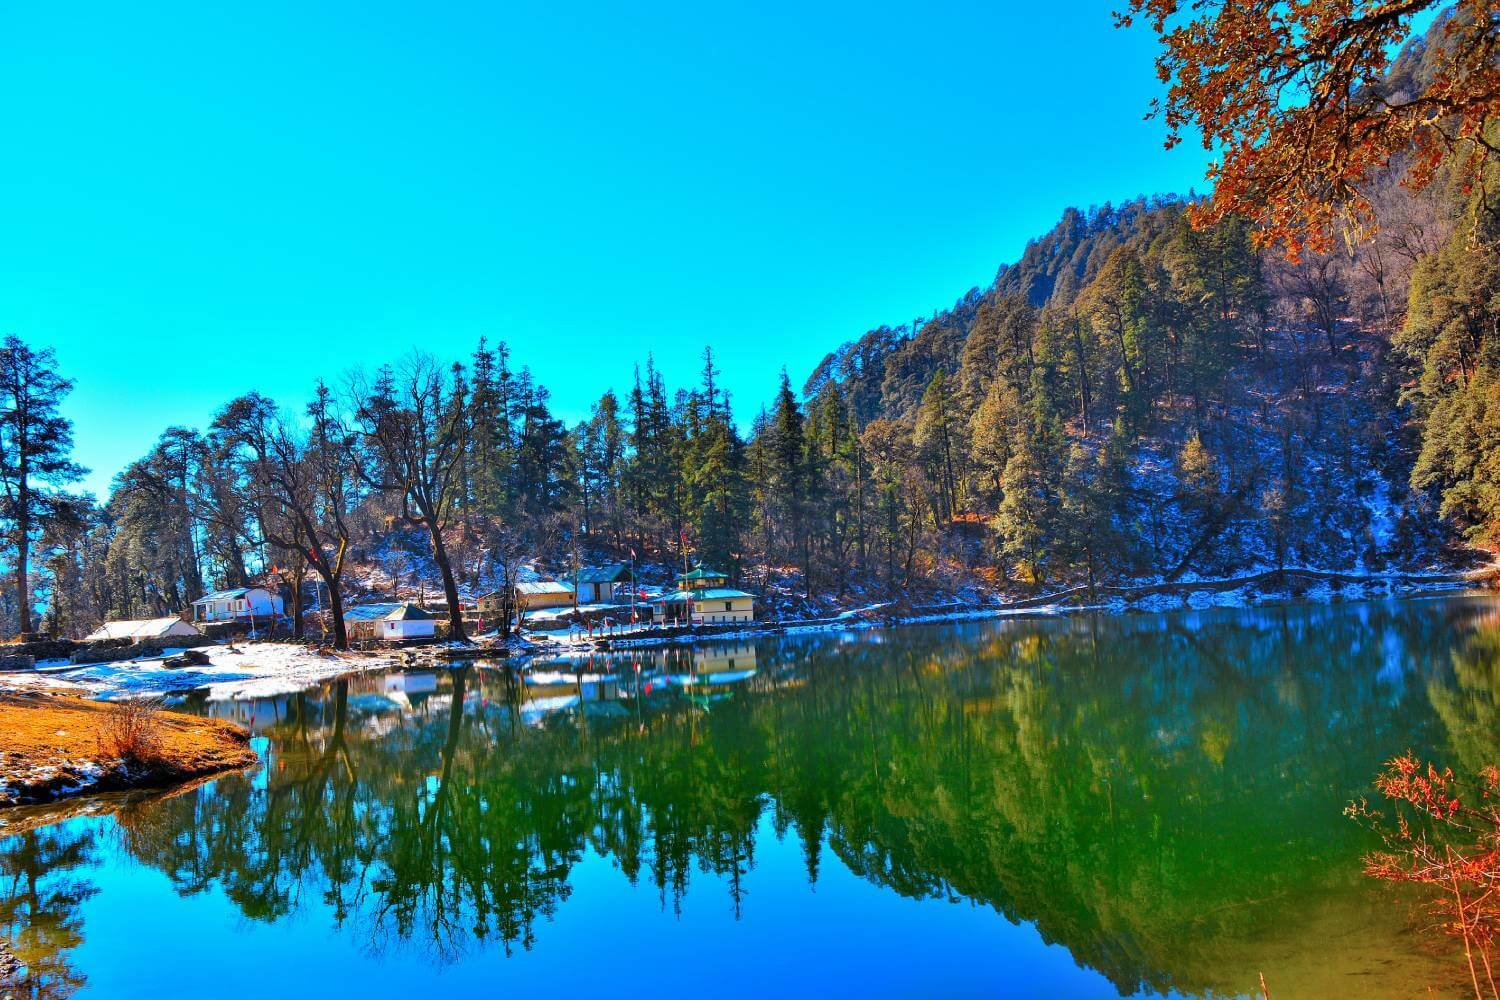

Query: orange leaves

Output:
[1119, 0, 1500, 257]
[1348, 753, 1500, 994]
[1373, 754, 1466, 819]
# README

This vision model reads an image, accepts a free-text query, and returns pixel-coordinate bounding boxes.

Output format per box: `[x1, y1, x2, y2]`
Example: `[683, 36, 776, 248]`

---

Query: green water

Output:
[2, 597, 1497, 997]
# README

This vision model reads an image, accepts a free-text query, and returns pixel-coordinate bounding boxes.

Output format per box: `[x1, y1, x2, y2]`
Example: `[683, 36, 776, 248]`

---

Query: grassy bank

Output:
[0, 693, 256, 808]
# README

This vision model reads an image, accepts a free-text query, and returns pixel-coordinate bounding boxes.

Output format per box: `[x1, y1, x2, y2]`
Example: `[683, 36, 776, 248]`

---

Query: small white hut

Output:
[343, 602, 438, 642]
[83, 617, 204, 644]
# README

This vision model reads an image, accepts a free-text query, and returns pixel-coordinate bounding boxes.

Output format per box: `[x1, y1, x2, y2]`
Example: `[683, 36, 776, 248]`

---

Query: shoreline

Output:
[525, 567, 1487, 655]
[0, 693, 258, 810]
[0, 570, 1485, 815]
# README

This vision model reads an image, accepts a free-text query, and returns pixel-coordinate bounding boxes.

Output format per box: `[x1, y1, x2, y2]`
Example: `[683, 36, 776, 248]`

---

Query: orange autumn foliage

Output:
[1347, 754, 1500, 998]
[1117, 0, 1500, 259]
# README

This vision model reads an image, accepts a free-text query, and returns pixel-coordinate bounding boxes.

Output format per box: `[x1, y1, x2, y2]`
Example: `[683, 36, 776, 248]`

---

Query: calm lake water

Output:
[3, 596, 1498, 998]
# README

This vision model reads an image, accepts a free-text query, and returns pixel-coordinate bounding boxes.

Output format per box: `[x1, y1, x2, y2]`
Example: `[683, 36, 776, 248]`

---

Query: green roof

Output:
[575, 564, 632, 584]
[675, 566, 728, 582]
[650, 587, 753, 603]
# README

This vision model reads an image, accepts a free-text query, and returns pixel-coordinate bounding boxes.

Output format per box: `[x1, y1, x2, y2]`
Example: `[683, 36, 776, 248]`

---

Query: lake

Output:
[3, 596, 1497, 998]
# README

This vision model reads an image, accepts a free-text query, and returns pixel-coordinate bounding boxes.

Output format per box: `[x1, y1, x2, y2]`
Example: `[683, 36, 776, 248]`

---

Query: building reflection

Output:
[1, 602, 1496, 998]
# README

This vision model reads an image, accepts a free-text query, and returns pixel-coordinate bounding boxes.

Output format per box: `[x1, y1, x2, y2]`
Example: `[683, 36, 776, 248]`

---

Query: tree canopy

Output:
[1118, 0, 1500, 256]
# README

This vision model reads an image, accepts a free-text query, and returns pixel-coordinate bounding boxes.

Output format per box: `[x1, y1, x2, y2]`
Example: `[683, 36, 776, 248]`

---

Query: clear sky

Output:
[0, 1, 1210, 498]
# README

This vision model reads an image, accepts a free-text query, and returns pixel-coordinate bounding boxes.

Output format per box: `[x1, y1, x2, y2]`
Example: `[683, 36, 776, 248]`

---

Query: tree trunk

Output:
[14, 478, 30, 637]
[855, 448, 867, 576]
[418, 501, 466, 642]
[1073, 319, 1092, 431]
[323, 577, 348, 649]
[291, 571, 305, 639]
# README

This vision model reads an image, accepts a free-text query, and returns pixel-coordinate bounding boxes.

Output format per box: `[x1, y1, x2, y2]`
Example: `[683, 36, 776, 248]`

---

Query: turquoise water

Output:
[3, 596, 1496, 997]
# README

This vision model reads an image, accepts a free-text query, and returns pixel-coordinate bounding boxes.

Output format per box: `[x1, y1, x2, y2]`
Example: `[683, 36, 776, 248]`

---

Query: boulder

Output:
[162, 648, 212, 669]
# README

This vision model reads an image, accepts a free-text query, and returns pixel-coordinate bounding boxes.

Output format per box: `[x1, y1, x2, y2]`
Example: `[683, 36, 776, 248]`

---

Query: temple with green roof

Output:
[674, 566, 729, 588]
[648, 565, 754, 626]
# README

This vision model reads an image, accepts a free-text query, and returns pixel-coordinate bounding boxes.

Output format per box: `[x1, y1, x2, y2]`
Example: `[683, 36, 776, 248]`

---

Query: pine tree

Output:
[914, 370, 962, 523]
[995, 437, 1051, 585]
[1400, 197, 1500, 543]
[994, 409, 1066, 586]
[970, 372, 1022, 506]
[769, 371, 810, 595]
[684, 350, 748, 576]
[576, 390, 625, 543]
[0, 336, 86, 635]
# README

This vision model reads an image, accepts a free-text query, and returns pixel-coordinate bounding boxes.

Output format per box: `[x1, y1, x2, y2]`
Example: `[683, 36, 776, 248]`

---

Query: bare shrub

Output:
[95, 697, 167, 767]
[1347, 754, 1500, 998]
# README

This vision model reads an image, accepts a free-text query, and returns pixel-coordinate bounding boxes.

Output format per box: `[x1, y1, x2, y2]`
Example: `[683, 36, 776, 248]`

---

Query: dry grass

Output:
[95, 697, 167, 766]
[0, 692, 256, 806]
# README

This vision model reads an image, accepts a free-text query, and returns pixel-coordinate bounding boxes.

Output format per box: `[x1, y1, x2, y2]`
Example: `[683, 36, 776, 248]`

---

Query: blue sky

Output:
[0, 1, 1210, 497]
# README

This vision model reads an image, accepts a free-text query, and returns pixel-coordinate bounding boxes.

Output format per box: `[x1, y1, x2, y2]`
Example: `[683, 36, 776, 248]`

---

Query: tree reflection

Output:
[1427, 606, 1500, 778]
[4, 598, 1496, 996]
[0, 826, 97, 998]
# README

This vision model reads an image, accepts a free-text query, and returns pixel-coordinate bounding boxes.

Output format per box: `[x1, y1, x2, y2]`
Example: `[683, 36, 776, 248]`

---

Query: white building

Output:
[344, 602, 438, 642]
[648, 588, 756, 626]
[191, 587, 285, 624]
[84, 617, 204, 643]
[573, 564, 634, 604]
[381, 604, 437, 641]
[647, 566, 756, 626]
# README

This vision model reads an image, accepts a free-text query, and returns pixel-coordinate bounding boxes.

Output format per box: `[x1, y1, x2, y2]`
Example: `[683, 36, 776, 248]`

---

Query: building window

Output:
[724, 602, 732, 611]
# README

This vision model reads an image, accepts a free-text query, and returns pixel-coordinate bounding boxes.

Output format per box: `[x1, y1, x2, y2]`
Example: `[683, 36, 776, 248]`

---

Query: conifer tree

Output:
[1400, 196, 1500, 543]
[683, 350, 747, 576]
[914, 370, 962, 523]
[0, 336, 86, 635]
[994, 411, 1065, 585]
[970, 377, 1021, 507]
[769, 371, 810, 595]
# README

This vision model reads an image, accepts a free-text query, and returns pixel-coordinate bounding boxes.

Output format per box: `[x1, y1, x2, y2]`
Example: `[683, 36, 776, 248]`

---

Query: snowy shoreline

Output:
[0, 568, 1485, 701]
[0, 572, 1486, 815]
[527, 567, 1487, 656]
[0, 643, 398, 703]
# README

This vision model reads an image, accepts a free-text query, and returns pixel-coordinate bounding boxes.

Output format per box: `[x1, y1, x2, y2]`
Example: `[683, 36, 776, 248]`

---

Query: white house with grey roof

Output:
[191, 587, 285, 624]
[343, 602, 437, 642]
[573, 564, 634, 604]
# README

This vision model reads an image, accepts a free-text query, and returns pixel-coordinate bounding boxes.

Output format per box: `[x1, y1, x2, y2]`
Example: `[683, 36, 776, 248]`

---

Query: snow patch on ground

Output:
[0, 759, 106, 808]
[3, 643, 397, 702]
[1130, 593, 1185, 612]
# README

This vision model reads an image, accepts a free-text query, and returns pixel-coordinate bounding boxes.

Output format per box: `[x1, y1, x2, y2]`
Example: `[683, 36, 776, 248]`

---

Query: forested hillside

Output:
[0, 7, 1495, 641]
[780, 8, 1498, 595]
[797, 190, 1452, 592]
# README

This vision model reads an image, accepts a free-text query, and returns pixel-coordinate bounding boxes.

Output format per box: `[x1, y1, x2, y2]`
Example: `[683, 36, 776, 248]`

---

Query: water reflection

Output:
[3, 599, 1498, 997]
[0, 826, 96, 998]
